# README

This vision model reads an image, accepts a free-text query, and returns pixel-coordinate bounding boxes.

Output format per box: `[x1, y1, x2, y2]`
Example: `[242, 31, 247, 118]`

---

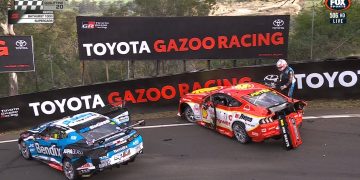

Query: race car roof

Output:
[217, 82, 270, 99]
[188, 82, 270, 100]
[52, 112, 106, 128]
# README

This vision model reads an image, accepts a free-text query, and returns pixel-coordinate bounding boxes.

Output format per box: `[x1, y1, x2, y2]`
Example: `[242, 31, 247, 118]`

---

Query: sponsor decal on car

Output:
[63, 149, 83, 155]
[99, 159, 111, 168]
[217, 119, 230, 126]
[89, 119, 110, 130]
[234, 83, 254, 90]
[249, 89, 270, 97]
[121, 149, 131, 158]
[113, 145, 128, 154]
[240, 114, 253, 122]
[251, 132, 259, 136]
[35, 143, 61, 157]
[192, 87, 220, 94]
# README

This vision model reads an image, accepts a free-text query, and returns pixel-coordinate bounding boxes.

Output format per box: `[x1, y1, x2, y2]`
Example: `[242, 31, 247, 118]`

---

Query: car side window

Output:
[41, 127, 66, 140]
[213, 93, 242, 107]
[40, 127, 52, 138]
[227, 96, 242, 107]
[50, 128, 66, 139]
[212, 93, 228, 106]
[209, 93, 242, 107]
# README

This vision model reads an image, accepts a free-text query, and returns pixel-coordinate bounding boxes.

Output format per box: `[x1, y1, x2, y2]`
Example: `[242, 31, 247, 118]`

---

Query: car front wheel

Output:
[182, 105, 196, 123]
[19, 140, 32, 160]
[232, 122, 251, 144]
[63, 158, 79, 180]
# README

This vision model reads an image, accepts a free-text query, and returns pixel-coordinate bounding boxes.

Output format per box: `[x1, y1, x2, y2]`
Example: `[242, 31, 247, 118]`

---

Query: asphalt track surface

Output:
[1, 109, 360, 180]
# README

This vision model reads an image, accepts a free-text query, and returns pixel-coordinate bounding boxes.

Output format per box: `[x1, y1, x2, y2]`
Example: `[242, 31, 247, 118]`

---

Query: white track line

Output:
[1, 114, 360, 144]
[303, 116, 317, 119]
[0, 123, 195, 144]
[134, 123, 194, 129]
[0, 139, 17, 144]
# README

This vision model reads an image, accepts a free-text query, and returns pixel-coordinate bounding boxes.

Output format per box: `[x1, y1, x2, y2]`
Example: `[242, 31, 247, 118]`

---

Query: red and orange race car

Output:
[178, 82, 306, 148]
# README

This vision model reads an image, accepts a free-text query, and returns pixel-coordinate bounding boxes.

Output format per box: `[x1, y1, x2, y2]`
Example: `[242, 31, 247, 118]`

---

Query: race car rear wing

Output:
[94, 120, 145, 144]
[268, 102, 289, 113]
[268, 101, 306, 115]
[95, 102, 128, 119]
[95, 102, 131, 126]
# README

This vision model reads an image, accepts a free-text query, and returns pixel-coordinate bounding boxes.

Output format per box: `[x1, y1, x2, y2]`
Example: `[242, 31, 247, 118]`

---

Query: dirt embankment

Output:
[212, 0, 304, 16]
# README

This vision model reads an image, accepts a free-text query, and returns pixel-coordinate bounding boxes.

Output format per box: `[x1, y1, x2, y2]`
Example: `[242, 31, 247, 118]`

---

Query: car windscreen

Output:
[243, 89, 287, 108]
[79, 119, 119, 141]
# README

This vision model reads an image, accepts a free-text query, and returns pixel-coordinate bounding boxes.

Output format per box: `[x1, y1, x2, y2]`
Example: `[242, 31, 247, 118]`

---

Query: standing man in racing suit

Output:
[276, 59, 296, 98]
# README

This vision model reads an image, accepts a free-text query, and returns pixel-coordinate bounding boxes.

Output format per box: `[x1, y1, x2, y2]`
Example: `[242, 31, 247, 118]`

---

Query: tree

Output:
[288, 1, 360, 61]
[133, 0, 216, 16]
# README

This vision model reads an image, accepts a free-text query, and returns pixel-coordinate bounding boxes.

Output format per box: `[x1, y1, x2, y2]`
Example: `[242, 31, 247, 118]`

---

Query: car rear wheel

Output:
[232, 122, 251, 144]
[19, 140, 32, 160]
[63, 158, 79, 180]
[183, 106, 196, 123]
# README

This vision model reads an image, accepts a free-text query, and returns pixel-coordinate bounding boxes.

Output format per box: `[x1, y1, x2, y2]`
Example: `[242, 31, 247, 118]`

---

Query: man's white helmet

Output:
[276, 59, 287, 71]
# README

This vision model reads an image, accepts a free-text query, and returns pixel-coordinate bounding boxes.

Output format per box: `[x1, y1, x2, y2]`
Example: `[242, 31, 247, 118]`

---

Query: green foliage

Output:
[0, 0, 10, 17]
[288, 1, 360, 61]
[133, 0, 216, 16]
[10, 10, 82, 94]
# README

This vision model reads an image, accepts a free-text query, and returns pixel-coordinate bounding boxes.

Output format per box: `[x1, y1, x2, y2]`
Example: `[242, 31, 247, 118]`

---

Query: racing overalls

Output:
[279, 66, 296, 98]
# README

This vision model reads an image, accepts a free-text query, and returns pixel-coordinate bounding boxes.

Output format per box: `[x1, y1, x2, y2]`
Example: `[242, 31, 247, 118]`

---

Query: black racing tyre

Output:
[63, 158, 79, 180]
[182, 105, 196, 123]
[272, 135, 282, 140]
[19, 140, 32, 160]
[128, 156, 136, 163]
[232, 122, 251, 144]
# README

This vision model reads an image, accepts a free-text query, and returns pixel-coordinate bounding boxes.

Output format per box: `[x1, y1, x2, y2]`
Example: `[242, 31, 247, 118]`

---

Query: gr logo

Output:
[0, 40, 9, 56]
[325, 0, 351, 11]
[82, 21, 95, 29]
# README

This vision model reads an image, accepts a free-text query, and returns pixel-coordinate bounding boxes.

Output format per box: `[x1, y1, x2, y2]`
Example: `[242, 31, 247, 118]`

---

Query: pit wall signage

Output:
[76, 16, 290, 60]
[1, 59, 359, 132]
[0, 36, 35, 73]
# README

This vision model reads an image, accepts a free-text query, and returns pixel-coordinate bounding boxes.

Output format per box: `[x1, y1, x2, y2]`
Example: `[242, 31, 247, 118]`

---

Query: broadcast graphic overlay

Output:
[325, 0, 351, 24]
[14, 0, 67, 11]
[8, 10, 54, 24]
[8, 0, 68, 24]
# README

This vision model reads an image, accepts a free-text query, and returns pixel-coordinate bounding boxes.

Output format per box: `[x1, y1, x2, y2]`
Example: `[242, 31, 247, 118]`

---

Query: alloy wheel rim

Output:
[185, 108, 195, 122]
[64, 161, 74, 179]
[234, 125, 246, 142]
[21, 142, 29, 158]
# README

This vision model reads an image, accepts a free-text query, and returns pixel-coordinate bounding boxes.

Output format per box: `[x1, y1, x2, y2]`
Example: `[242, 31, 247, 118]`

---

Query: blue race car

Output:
[18, 106, 144, 180]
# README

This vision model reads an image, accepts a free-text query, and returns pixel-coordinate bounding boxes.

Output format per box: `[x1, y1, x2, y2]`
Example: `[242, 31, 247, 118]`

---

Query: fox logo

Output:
[0, 40, 9, 56]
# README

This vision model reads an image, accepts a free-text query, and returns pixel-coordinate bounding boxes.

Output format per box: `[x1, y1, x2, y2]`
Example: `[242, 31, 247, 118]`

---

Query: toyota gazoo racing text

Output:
[178, 82, 306, 149]
[18, 106, 144, 179]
